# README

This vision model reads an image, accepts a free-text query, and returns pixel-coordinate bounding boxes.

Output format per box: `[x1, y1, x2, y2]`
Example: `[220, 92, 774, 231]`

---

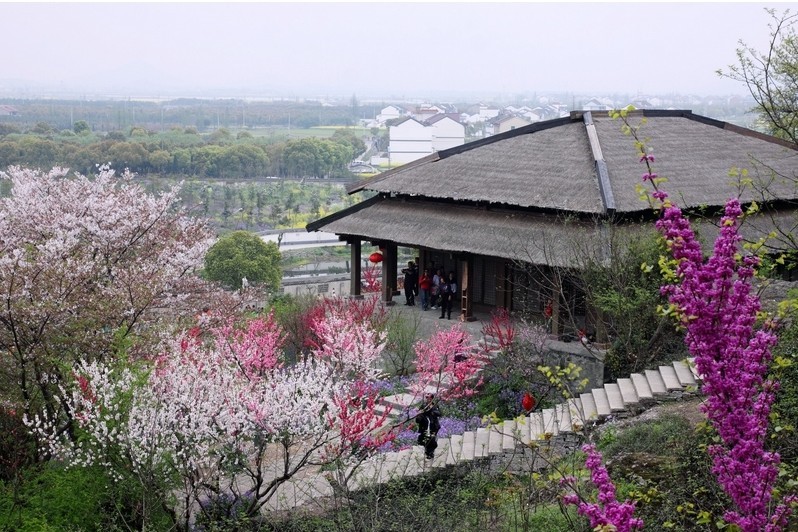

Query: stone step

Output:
[672, 360, 697, 387]
[645, 369, 668, 395]
[578, 392, 599, 422]
[529, 411, 545, 441]
[567, 397, 585, 431]
[617, 378, 640, 405]
[604, 382, 626, 412]
[447, 434, 464, 465]
[658, 365, 683, 391]
[630, 373, 654, 400]
[517, 414, 531, 445]
[431, 438, 451, 468]
[461, 431, 476, 461]
[488, 423, 504, 454]
[542, 408, 560, 437]
[591, 387, 612, 417]
[474, 427, 490, 458]
[556, 402, 572, 433]
[502, 419, 518, 450]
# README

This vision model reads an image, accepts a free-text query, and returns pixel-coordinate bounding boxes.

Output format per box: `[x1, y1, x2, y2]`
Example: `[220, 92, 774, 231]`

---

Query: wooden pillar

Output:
[550, 277, 562, 337]
[381, 242, 398, 304]
[349, 240, 362, 298]
[460, 258, 475, 321]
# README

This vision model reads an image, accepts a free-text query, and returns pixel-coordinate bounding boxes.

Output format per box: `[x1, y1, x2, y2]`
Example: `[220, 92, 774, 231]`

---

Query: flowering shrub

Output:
[411, 324, 486, 400]
[562, 444, 643, 532]
[583, 110, 796, 531]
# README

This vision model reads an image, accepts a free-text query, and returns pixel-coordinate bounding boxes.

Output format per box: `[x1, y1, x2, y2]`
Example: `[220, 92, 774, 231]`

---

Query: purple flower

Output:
[563, 444, 643, 531]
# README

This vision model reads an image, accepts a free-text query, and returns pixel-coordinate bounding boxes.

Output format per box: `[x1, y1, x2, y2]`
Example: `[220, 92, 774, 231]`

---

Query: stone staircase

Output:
[239, 349, 701, 514]
[342, 358, 699, 491]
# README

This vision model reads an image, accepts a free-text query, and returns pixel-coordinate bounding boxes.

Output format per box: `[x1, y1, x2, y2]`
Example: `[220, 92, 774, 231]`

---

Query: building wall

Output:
[431, 118, 466, 151]
[495, 116, 532, 134]
[389, 120, 432, 164]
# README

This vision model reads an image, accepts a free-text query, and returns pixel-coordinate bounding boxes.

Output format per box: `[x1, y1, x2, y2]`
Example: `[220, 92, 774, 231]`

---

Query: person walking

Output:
[439, 271, 457, 320]
[415, 393, 441, 460]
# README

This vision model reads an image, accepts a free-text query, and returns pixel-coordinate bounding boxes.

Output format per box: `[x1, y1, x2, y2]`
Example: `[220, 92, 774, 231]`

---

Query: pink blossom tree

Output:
[410, 324, 486, 401]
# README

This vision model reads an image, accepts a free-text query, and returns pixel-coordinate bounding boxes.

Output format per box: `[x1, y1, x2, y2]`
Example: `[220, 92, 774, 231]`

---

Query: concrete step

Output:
[672, 360, 697, 387]
[658, 365, 683, 391]
[578, 392, 599, 422]
[502, 419, 518, 450]
[617, 378, 640, 405]
[488, 423, 504, 454]
[542, 408, 560, 437]
[630, 373, 653, 400]
[567, 397, 585, 430]
[556, 402, 572, 433]
[645, 369, 668, 395]
[604, 382, 626, 412]
[529, 412, 545, 441]
[475, 427, 490, 458]
[431, 438, 451, 468]
[447, 434, 464, 464]
[592, 387, 611, 417]
[461, 431, 476, 461]
[517, 415, 532, 445]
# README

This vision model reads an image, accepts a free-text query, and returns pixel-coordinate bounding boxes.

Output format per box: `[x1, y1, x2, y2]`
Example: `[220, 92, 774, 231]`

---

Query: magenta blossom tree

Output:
[562, 444, 643, 532]
[629, 109, 795, 530]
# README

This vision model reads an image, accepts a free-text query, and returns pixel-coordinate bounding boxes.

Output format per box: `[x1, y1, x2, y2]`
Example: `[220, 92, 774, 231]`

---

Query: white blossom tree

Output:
[0, 166, 212, 424]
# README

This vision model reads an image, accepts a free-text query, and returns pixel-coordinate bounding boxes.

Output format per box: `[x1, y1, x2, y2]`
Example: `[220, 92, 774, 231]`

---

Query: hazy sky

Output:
[3, 2, 797, 99]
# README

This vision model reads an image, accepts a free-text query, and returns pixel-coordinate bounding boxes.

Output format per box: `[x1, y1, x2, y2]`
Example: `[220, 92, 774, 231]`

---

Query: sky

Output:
[3, 2, 798, 100]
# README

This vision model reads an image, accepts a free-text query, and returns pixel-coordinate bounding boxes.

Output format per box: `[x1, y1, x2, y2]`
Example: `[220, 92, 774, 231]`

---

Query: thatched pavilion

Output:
[307, 110, 798, 338]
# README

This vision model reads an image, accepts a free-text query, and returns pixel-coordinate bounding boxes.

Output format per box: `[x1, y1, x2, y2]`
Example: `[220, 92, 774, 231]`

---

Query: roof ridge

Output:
[583, 111, 616, 215]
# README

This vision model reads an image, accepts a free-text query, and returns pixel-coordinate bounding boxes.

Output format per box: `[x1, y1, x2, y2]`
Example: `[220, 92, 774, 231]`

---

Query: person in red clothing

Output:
[418, 269, 432, 310]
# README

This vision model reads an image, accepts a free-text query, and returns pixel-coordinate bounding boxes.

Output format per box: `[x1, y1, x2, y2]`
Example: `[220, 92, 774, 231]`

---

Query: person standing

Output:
[418, 269, 432, 310]
[402, 261, 418, 306]
[439, 271, 458, 320]
[431, 268, 443, 310]
[415, 393, 441, 460]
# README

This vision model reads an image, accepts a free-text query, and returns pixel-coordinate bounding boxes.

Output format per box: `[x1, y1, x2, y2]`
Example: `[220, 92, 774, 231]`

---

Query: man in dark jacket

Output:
[402, 261, 418, 306]
[416, 393, 441, 459]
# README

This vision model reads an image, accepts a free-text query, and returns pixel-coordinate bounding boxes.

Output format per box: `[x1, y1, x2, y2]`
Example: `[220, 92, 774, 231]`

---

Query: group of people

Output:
[402, 261, 458, 320]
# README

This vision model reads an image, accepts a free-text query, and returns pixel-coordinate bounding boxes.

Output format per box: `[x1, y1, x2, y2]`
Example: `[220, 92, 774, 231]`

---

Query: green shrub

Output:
[383, 312, 421, 376]
[0, 463, 172, 531]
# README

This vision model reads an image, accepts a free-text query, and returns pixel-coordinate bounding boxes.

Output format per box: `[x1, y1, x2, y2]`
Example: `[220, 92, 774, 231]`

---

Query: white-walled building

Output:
[388, 117, 432, 165]
[427, 114, 466, 152]
[376, 105, 407, 124]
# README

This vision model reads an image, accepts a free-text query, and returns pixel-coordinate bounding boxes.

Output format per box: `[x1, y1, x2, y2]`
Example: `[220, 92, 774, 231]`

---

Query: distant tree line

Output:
[0, 124, 365, 179]
[0, 98, 380, 132]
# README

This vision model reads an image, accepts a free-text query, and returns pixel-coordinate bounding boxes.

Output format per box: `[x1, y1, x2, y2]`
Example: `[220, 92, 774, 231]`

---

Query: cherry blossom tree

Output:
[27, 303, 393, 529]
[410, 324, 486, 401]
[0, 166, 212, 424]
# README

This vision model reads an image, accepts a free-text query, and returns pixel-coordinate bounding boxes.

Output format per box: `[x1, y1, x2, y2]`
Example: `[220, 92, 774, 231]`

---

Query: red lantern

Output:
[368, 251, 383, 264]
[522, 392, 536, 412]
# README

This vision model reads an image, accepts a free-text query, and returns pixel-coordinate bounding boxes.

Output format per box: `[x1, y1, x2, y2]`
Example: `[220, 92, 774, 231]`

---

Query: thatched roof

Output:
[307, 195, 798, 266]
[348, 110, 798, 216]
[310, 110, 798, 266]
[309, 196, 645, 267]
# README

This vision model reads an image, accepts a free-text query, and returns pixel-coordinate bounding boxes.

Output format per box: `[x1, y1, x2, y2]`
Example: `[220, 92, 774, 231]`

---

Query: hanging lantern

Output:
[368, 251, 383, 264]
[522, 392, 536, 412]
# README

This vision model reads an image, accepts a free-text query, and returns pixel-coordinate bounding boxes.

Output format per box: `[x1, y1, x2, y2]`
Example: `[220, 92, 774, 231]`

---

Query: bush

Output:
[383, 312, 421, 376]
[0, 463, 170, 531]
